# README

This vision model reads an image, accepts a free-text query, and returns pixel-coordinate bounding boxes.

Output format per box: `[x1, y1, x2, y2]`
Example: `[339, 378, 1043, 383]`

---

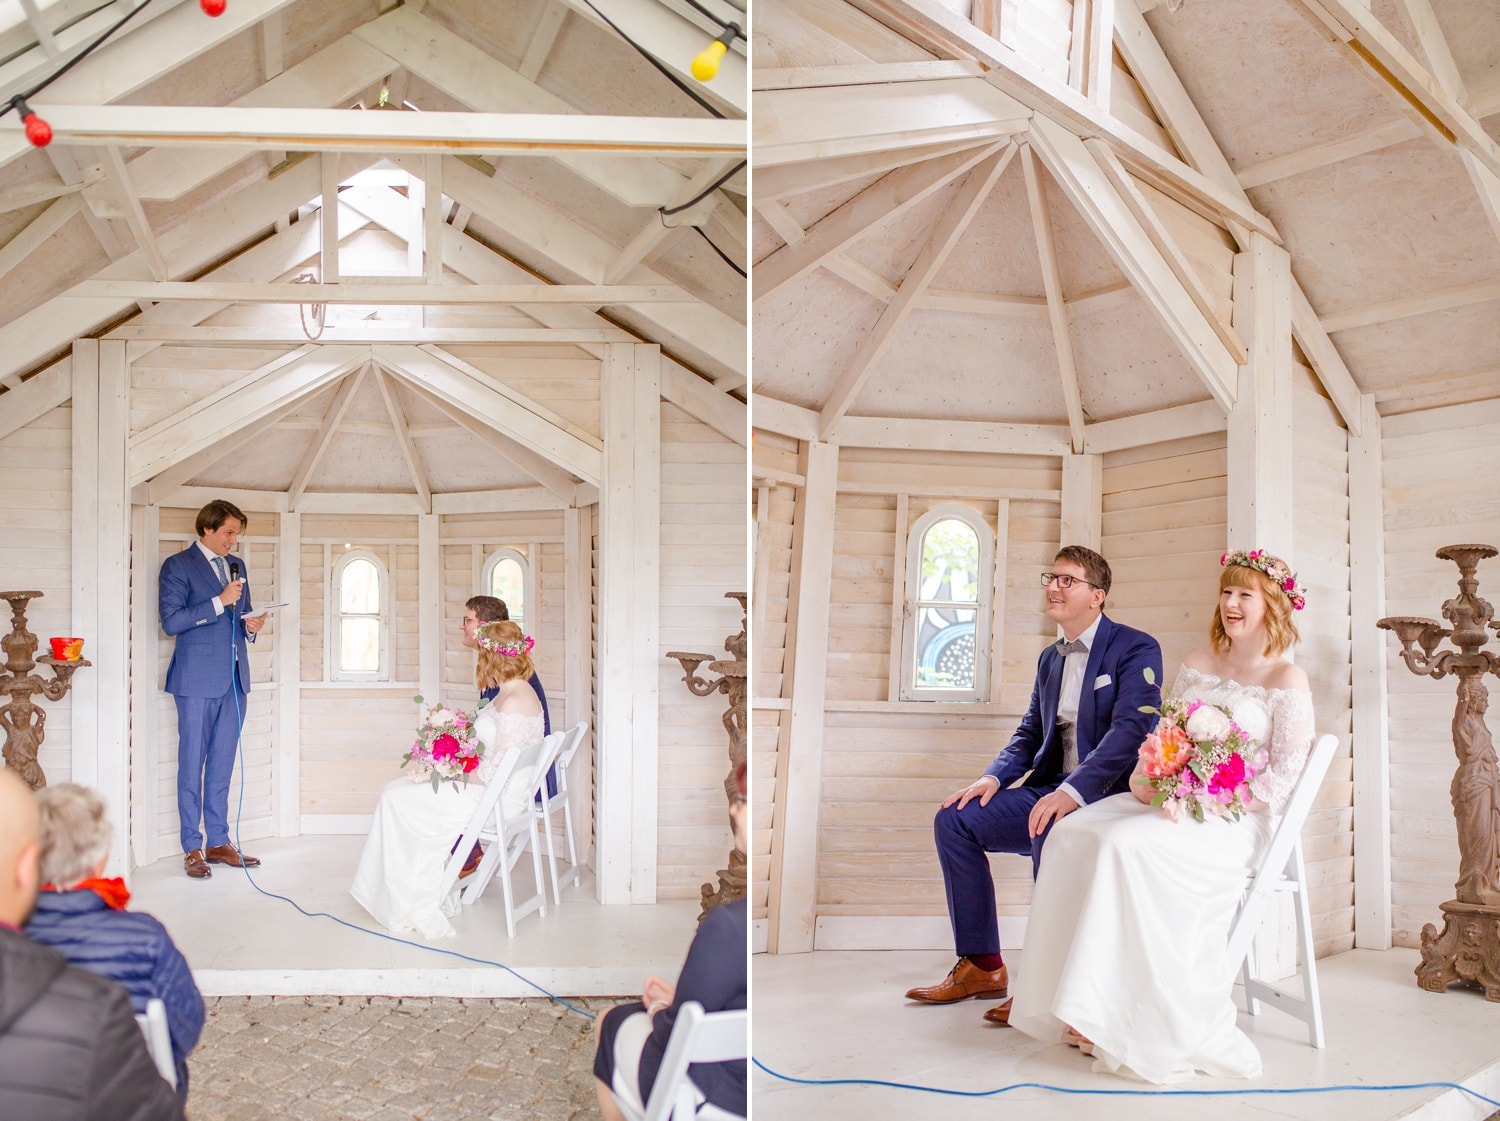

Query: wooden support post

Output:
[564, 503, 595, 869]
[1229, 231, 1297, 978]
[418, 513, 440, 705]
[597, 344, 660, 903]
[771, 439, 839, 953]
[1350, 394, 1392, 949]
[276, 510, 302, 836]
[1060, 452, 1102, 551]
[1228, 233, 1293, 557]
[72, 340, 131, 877]
[130, 501, 159, 866]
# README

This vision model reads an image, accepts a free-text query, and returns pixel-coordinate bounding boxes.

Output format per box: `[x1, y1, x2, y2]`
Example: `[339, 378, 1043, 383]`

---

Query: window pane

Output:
[340, 558, 380, 613]
[920, 519, 980, 603]
[489, 557, 525, 622]
[340, 618, 380, 673]
[913, 607, 977, 689]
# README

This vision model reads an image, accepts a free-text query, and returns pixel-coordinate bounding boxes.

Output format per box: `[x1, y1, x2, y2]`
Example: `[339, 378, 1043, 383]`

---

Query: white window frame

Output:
[480, 546, 532, 631]
[330, 548, 389, 682]
[899, 505, 993, 702]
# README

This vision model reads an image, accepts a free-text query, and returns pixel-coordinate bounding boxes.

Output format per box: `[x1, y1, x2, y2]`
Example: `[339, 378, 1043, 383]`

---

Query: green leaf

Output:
[1143, 666, 1156, 686]
[430, 772, 441, 794]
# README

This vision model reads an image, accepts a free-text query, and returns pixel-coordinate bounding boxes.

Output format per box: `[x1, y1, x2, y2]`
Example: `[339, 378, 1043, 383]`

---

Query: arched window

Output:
[331, 549, 388, 681]
[481, 547, 531, 630]
[900, 506, 993, 702]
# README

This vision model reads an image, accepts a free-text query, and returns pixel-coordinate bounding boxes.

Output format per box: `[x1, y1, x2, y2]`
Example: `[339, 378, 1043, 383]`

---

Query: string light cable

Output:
[753, 1056, 1500, 1109]
[577, 0, 725, 117]
[220, 609, 596, 1022]
[4, 0, 230, 146]
[692, 226, 745, 278]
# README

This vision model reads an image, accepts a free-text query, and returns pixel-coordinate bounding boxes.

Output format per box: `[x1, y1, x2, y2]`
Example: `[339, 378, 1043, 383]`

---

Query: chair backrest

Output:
[134, 997, 176, 1089]
[640, 1001, 748, 1121]
[547, 722, 588, 798]
[435, 737, 540, 900]
[1223, 732, 1340, 972]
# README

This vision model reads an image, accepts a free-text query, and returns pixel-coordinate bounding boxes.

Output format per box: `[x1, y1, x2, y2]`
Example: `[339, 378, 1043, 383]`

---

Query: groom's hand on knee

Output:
[944, 775, 1000, 811]
[1027, 790, 1080, 837]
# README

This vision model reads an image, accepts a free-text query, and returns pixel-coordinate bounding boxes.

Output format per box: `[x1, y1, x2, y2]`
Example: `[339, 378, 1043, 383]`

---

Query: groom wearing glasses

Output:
[906, 545, 1162, 1022]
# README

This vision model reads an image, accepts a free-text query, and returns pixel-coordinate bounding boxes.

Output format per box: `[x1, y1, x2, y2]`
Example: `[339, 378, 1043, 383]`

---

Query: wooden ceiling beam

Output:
[286, 365, 366, 510]
[1291, 286, 1363, 438]
[606, 157, 742, 284]
[113, 325, 631, 345]
[755, 142, 1004, 300]
[13, 104, 746, 159]
[1029, 115, 1238, 409]
[1235, 118, 1418, 189]
[819, 144, 1014, 440]
[69, 280, 699, 305]
[833, 414, 1072, 455]
[754, 138, 992, 200]
[519, 3, 569, 83]
[863, 0, 1280, 242]
[660, 362, 746, 447]
[1020, 144, 1087, 452]
[372, 365, 432, 512]
[101, 145, 168, 282]
[1390, 0, 1466, 102]
[0, 196, 81, 277]
[755, 79, 1029, 168]
[142, 395, 307, 506]
[1321, 277, 1500, 333]
[755, 60, 985, 90]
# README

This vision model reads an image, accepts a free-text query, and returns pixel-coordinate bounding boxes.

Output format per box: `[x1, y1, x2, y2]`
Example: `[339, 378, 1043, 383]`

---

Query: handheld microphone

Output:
[228, 559, 241, 612]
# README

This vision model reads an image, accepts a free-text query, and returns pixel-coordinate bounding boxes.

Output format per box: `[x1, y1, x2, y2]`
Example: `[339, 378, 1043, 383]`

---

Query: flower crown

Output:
[1221, 549, 1306, 611]
[476, 631, 535, 657]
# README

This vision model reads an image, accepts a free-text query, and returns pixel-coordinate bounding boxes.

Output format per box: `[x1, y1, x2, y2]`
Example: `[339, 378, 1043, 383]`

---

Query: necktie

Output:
[212, 555, 228, 586]
[1056, 637, 1088, 657]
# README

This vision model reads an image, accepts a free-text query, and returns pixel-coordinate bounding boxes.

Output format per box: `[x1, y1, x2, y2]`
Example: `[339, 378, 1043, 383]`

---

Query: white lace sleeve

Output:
[1248, 689, 1316, 814]
[1165, 664, 1198, 703]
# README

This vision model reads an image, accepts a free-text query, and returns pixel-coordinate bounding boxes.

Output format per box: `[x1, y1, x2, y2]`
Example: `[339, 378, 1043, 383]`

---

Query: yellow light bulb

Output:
[692, 38, 728, 82]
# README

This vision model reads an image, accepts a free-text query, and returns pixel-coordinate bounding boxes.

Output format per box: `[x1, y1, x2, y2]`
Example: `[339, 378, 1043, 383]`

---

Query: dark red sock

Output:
[968, 953, 1004, 972]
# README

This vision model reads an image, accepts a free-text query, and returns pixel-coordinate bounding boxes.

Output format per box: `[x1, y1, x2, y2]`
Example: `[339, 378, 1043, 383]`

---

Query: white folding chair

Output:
[134, 997, 176, 1089]
[1223, 732, 1339, 1048]
[614, 1001, 748, 1121]
[438, 730, 566, 937]
[534, 721, 589, 904]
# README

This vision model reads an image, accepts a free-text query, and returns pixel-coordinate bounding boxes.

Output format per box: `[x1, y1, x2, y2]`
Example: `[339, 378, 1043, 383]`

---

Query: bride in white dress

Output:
[1007, 550, 1316, 1082]
[350, 621, 545, 939]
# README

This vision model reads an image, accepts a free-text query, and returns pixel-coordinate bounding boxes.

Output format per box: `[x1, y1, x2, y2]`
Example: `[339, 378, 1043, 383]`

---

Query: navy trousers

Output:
[933, 784, 1063, 957]
[175, 683, 246, 852]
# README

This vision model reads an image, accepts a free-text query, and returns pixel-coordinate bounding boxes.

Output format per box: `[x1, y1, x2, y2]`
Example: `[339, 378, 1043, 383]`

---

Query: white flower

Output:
[1185, 704, 1231, 743]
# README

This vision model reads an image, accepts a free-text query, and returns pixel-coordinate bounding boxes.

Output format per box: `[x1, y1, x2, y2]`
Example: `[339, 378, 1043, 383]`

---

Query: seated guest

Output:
[594, 762, 748, 1119]
[23, 783, 204, 1099]
[0, 769, 184, 1121]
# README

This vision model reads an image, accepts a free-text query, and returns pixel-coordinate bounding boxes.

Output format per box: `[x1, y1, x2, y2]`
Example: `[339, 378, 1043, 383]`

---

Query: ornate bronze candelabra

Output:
[1, 591, 91, 789]
[1378, 545, 1500, 1000]
[667, 592, 747, 921]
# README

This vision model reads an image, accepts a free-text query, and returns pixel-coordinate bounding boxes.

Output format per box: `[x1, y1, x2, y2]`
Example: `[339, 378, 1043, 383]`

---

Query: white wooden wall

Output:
[1381, 398, 1500, 947]
[0, 405, 74, 783]
[658, 402, 747, 900]
[1290, 365, 1356, 956]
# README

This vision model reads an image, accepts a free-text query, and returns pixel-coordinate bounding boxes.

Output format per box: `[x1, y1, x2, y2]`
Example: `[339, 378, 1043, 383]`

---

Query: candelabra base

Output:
[1416, 900, 1500, 1001]
[699, 847, 746, 921]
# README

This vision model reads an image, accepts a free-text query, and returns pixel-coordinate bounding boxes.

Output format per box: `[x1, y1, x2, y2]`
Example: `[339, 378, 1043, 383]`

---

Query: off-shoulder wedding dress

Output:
[350, 708, 545, 939]
[1007, 666, 1315, 1082]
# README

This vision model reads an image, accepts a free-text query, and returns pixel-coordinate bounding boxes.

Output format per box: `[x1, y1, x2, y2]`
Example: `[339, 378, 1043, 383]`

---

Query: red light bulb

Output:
[200, 0, 226, 15]
[23, 111, 51, 147]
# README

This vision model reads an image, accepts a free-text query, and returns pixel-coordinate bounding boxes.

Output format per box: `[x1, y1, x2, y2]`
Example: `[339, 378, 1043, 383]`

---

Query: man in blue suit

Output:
[906, 545, 1162, 1019]
[159, 500, 266, 880]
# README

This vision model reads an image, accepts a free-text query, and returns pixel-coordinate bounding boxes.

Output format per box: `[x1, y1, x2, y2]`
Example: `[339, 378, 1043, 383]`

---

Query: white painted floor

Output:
[752, 948, 1500, 1121]
[131, 835, 700, 999]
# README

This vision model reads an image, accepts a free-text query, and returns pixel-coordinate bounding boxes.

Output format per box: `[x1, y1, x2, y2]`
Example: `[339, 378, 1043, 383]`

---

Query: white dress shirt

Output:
[1056, 613, 1103, 806]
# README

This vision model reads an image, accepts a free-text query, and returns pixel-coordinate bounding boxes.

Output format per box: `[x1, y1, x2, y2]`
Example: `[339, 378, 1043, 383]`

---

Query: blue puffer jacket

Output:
[24, 890, 204, 1096]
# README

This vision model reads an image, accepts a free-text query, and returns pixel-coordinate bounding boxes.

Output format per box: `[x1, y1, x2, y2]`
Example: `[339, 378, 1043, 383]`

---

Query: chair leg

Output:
[541, 798, 562, 905]
[1291, 864, 1325, 1048]
[559, 800, 580, 891]
[498, 838, 518, 938]
[529, 820, 548, 918]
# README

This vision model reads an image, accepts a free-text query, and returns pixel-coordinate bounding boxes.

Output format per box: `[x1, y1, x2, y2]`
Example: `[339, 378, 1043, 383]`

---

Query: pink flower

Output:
[1163, 797, 1184, 822]
[1140, 723, 1191, 777]
[1208, 753, 1247, 795]
[461, 754, 480, 773]
[431, 733, 461, 762]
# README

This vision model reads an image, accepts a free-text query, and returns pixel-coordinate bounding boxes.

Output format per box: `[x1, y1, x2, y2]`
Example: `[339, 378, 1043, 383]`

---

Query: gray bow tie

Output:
[1056, 637, 1089, 657]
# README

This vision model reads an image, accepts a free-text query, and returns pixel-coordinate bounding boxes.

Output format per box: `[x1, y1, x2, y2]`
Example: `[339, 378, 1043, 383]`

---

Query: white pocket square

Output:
[1094, 674, 1112, 689]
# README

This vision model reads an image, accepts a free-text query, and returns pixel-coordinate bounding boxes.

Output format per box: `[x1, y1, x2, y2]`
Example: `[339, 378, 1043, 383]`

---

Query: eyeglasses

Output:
[1040, 572, 1098, 590]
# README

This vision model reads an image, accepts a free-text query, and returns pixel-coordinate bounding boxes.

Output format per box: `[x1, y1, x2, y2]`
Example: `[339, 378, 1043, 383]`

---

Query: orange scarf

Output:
[42, 877, 131, 911]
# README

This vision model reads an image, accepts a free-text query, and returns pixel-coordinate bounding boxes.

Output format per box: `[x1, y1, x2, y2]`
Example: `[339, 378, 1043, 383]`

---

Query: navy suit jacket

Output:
[985, 613, 1162, 804]
[159, 544, 253, 698]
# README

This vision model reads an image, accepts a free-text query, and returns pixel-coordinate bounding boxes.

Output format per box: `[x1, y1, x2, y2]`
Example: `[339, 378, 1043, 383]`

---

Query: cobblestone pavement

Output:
[187, 995, 629, 1121]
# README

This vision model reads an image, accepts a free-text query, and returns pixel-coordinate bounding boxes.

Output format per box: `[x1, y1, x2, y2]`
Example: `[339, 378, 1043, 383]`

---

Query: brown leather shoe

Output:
[905, 958, 1009, 1004]
[458, 843, 484, 880]
[204, 843, 260, 868]
[185, 849, 211, 879]
[982, 997, 1014, 1025]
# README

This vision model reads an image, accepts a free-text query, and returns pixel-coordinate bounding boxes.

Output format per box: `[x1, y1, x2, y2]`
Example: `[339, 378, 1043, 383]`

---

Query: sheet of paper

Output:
[241, 602, 289, 619]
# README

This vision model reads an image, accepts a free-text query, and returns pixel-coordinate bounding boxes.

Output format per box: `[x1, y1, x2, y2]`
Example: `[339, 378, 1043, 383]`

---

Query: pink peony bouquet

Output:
[1137, 670, 1262, 822]
[403, 696, 484, 791]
